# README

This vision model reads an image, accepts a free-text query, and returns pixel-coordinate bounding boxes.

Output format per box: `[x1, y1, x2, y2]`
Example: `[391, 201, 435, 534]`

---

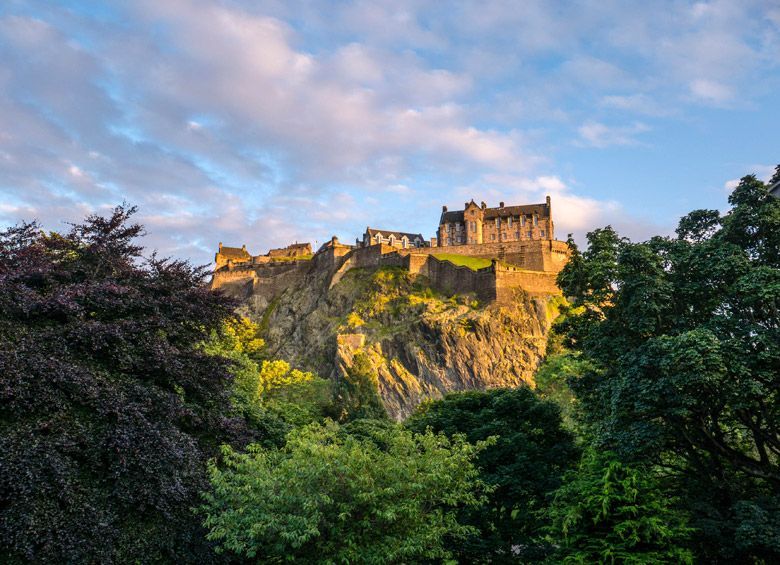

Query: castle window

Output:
[508, 216, 512, 227]
[470, 221, 476, 231]
[533, 215, 538, 226]
[527, 230, 532, 238]
[521, 216, 526, 226]
[491, 234, 496, 241]
[515, 230, 520, 239]
[495, 218, 500, 228]
[540, 230, 545, 238]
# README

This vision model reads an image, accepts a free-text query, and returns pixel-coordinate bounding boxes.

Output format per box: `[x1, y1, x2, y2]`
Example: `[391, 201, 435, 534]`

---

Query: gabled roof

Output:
[366, 228, 424, 241]
[218, 246, 251, 259]
[440, 210, 465, 224]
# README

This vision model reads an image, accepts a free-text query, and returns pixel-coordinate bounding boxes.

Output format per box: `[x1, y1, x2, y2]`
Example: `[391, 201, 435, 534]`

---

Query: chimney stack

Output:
[241, 244, 246, 251]
[481, 201, 487, 209]
[499, 201, 505, 208]
[218, 242, 223, 250]
[442, 205, 448, 212]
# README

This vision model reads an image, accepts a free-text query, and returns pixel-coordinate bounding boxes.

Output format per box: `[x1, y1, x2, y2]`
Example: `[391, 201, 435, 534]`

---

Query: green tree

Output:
[547, 449, 693, 564]
[555, 171, 780, 561]
[200, 421, 489, 563]
[407, 388, 579, 562]
[203, 318, 331, 435]
[332, 351, 388, 422]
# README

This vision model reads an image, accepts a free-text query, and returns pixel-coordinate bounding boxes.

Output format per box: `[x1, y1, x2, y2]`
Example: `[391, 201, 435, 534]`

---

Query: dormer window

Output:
[375, 234, 382, 244]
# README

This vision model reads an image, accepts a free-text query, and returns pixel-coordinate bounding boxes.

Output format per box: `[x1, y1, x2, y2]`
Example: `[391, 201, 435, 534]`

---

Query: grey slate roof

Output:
[366, 228, 424, 241]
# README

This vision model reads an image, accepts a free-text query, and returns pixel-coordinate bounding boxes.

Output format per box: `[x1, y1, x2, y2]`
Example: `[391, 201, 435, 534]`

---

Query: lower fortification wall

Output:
[403, 239, 570, 273]
[494, 266, 561, 301]
[211, 260, 310, 299]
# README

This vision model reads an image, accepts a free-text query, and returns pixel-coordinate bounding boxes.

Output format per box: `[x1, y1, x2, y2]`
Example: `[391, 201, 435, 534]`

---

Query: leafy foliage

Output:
[407, 387, 579, 562]
[555, 172, 780, 561]
[201, 421, 489, 563]
[547, 449, 694, 564]
[0, 206, 251, 563]
[332, 351, 388, 422]
[204, 318, 332, 435]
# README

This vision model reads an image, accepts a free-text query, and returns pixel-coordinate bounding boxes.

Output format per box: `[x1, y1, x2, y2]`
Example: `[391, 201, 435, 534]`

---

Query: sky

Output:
[1, 0, 778, 265]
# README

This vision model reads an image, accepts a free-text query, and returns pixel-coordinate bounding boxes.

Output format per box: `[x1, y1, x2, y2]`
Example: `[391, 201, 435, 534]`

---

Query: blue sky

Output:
[1, 0, 778, 264]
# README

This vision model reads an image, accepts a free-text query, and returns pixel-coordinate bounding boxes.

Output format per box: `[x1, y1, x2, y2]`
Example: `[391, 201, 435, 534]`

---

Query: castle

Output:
[212, 197, 569, 303]
[438, 197, 553, 246]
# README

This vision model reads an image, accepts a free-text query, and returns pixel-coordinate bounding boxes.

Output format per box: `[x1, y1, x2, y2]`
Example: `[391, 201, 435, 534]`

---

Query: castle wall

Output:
[400, 239, 570, 273]
[211, 260, 310, 300]
[212, 238, 567, 308]
[494, 265, 561, 302]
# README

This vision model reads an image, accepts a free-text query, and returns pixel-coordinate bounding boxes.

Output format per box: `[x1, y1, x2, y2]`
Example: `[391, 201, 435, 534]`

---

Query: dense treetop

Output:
[0, 206, 251, 563]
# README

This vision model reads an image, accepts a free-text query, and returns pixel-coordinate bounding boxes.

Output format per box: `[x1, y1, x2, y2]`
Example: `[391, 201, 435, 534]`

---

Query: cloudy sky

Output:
[1, 1, 778, 264]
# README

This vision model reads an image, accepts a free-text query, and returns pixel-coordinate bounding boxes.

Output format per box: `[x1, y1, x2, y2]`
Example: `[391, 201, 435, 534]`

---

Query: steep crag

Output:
[226, 257, 562, 420]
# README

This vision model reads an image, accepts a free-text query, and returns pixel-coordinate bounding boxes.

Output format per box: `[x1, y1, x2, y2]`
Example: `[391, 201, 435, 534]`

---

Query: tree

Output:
[406, 388, 579, 562]
[547, 449, 693, 564]
[332, 351, 388, 422]
[555, 171, 780, 561]
[204, 318, 332, 434]
[200, 421, 489, 563]
[0, 206, 251, 563]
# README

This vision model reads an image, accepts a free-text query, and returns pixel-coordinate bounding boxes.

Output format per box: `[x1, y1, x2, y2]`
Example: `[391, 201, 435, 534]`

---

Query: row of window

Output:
[445, 215, 540, 233]
[443, 230, 547, 245]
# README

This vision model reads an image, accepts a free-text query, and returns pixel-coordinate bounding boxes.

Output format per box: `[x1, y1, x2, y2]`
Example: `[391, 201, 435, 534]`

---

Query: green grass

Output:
[431, 253, 492, 270]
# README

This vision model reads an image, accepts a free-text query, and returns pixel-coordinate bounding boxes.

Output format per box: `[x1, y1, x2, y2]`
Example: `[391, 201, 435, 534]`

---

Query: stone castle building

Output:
[359, 227, 427, 249]
[215, 241, 311, 270]
[438, 197, 553, 247]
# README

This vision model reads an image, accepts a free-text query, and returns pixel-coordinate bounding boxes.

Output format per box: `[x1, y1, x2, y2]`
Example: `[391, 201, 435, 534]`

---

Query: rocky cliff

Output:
[230, 261, 562, 420]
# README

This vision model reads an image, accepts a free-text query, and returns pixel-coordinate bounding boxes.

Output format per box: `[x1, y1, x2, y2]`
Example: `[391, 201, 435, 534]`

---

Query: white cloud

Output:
[577, 121, 650, 148]
[689, 79, 734, 105]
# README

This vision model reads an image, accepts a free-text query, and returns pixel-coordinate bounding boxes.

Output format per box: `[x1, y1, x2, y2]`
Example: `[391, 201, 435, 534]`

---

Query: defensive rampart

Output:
[212, 238, 567, 305]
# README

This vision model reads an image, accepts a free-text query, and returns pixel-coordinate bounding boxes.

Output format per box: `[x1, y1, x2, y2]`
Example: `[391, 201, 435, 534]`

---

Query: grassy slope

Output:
[431, 253, 492, 270]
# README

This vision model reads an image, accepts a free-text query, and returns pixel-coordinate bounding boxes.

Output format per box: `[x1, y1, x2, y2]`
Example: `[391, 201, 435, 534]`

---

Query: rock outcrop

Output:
[224, 254, 562, 420]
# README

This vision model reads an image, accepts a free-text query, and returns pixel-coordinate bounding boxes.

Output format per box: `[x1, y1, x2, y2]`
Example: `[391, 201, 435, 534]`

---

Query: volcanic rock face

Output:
[230, 262, 560, 420]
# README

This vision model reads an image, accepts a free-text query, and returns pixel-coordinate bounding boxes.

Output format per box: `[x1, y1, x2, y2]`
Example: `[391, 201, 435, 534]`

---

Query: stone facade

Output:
[438, 196, 554, 247]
